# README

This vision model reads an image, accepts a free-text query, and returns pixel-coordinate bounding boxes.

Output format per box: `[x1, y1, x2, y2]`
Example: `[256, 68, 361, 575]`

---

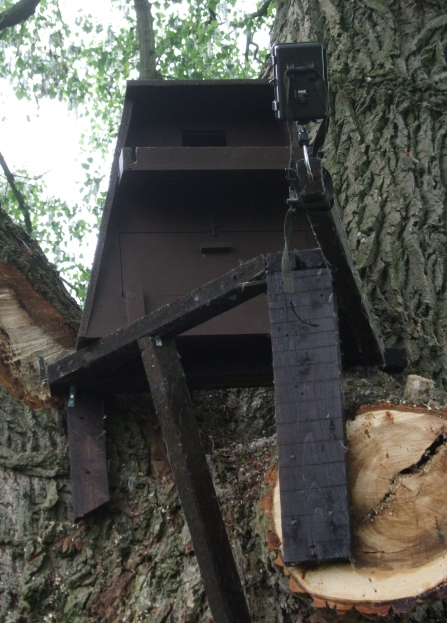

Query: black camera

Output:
[271, 42, 328, 124]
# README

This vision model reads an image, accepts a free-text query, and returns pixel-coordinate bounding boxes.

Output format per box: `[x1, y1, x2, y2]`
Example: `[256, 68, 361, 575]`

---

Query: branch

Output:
[133, 0, 157, 80]
[0, 0, 41, 32]
[249, 0, 273, 19]
[232, 0, 273, 31]
[245, 35, 259, 61]
[0, 151, 32, 234]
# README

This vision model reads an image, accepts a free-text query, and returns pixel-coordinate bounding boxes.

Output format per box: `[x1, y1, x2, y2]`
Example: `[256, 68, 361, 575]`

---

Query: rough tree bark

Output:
[133, 0, 157, 80]
[270, 0, 447, 387]
[2, 1, 447, 622]
[1, 208, 447, 622]
[0, 0, 41, 32]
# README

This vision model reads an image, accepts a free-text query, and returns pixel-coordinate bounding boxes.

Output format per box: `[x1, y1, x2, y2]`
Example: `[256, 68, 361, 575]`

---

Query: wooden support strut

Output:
[139, 336, 251, 623]
[290, 156, 384, 367]
[306, 204, 384, 366]
[267, 250, 351, 565]
[48, 248, 384, 395]
[50, 247, 383, 541]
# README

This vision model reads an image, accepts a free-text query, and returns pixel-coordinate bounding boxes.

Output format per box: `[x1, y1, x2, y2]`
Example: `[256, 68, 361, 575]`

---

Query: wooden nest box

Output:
[48, 74, 418, 622]
[78, 79, 316, 389]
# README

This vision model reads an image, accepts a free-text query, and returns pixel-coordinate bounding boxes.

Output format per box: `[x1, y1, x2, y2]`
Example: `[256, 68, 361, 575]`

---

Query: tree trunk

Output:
[271, 0, 447, 387]
[0, 0, 41, 32]
[267, 406, 447, 616]
[2, 1, 447, 621]
[1, 200, 447, 621]
[133, 0, 157, 80]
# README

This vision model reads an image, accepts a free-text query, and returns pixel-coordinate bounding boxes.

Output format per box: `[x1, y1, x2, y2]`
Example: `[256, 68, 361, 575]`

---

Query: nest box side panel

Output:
[78, 98, 134, 344]
[117, 166, 316, 338]
[84, 203, 128, 338]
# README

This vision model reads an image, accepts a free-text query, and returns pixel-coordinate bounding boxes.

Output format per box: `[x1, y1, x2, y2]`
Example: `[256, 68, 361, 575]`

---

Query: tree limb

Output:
[249, 0, 273, 19]
[0, 0, 41, 32]
[0, 151, 32, 234]
[133, 0, 157, 80]
[232, 0, 274, 32]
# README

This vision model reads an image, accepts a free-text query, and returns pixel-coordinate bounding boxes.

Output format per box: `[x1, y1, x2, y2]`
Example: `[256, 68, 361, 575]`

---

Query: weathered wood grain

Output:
[267, 264, 351, 565]
[139, 336, 251, 623]
[66, 390, 109, 520]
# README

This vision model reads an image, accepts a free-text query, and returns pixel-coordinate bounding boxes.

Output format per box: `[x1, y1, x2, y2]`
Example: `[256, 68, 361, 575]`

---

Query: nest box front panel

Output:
[81, 81, 316, 385]
[116, 169, 311, 334]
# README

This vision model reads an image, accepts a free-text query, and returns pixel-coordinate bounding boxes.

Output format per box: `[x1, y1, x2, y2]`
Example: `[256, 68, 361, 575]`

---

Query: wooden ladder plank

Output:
[139, 336, 251, 623]
[66, 390, 109, 520]
[267, 258, 351, 565]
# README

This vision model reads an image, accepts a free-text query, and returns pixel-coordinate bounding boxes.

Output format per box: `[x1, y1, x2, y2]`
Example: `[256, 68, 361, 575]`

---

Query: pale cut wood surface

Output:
[270, 408, 447, 613]
[0, 263, 75, 408]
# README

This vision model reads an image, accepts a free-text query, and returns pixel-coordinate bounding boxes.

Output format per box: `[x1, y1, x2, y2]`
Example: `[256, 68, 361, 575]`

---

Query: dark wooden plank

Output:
[266, 249, 326, 274]
[126, 78, 270, 89]
[119, 146, 289, 174]
[78, 98, 134, 345]
[307, 204, 385, 366]
[273, 397, 343, 423]
[383, 347, 408, 372]
[66, 390, 109, 520]
[49, 255, 267, 394]
[139, 337, 251, 623]
[268, 267, 351, 566]
[270, 327, 339, 353]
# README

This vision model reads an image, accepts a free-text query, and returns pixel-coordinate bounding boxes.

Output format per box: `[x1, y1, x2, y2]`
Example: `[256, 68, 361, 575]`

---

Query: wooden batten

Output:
[267, 252, 351, 565]
[266, 406, 447, 615]
[66, 390, 110, 520]
[48, 255, 268, 394]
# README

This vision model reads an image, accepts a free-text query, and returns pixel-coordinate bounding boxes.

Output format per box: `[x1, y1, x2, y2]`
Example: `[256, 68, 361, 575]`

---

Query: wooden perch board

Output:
[266, 406, 447, 615]
[139, 337, 251, 623]
[267, 253, 351, 565]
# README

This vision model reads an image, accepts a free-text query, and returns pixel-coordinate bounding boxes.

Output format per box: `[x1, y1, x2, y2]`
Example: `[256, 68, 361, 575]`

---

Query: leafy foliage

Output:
[0, 168, 101, 301]
[0, 0, 275, 300]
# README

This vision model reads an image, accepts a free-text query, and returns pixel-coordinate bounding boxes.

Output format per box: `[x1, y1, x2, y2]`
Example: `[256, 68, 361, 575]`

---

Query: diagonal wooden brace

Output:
[307, 204, 384, 366]
[139, 336, 251, 623]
